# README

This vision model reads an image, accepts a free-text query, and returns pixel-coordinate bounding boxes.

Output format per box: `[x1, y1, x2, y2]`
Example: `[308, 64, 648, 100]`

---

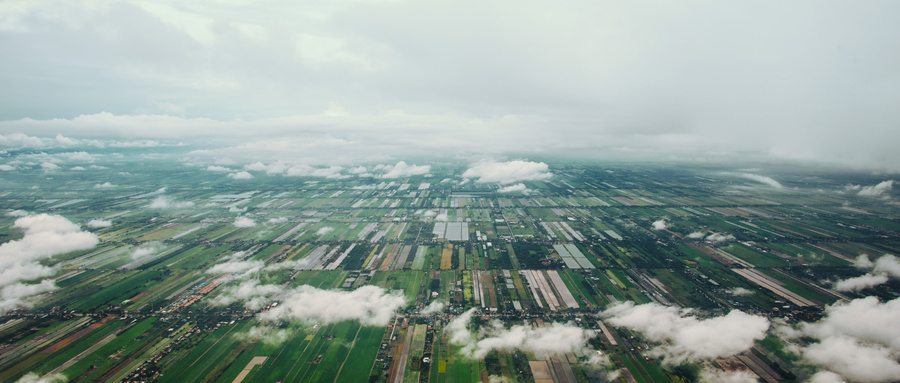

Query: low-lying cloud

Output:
[15, 372, 68, 383]
[211, 279, 283, 310]
[462, 160, 552, 184]
[228, 171, 253, 179]
[234, 326, 291, 346]
[447, 308, 601, 361]
[316, 227, 334, 236]
[497, 183, 527, 193]
[600, 302, 769, 365]
[698, 368, 758, 383]
[852, 180, 895, 197]
[788, 296, 900, 382]
[258, 285, 406, 326]
[651, 219, 668, 231]
[705, 232, 735, 242]
[234, 217, 256, 228]
[374, 161, 430, 178]
[148, 196, 195, 209]
[86, 219, 112, 228]
[741, 173, 784, 189]
[834, 254, 900, 291]
[420, 300, 445, 315]
[687, 231, 706, 239]
[0, 214, 99, 312]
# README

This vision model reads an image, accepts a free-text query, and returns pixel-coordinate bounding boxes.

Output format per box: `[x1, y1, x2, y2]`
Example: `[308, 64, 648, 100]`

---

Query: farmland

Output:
[1, 154, 899, 383]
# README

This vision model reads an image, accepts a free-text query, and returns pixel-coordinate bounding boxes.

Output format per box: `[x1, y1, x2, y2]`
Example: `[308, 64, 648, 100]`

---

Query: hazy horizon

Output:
[2, 1, 900, 170]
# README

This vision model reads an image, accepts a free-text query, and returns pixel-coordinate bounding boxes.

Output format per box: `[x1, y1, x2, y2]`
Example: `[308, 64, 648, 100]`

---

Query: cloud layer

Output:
[1, 2, 899, 168]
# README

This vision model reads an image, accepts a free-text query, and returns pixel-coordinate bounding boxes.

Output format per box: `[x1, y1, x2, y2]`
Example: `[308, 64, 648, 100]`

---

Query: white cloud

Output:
[130, 242, 163, 259]
[258, 285, 406, 326]
[7, 210, 29, 217]
[462, 160, 552, 184]
[374, 161, 430, 178]
[687, 231, 706, 239]
[600, 302, 768, 364]
[285, 164, 346, 178]
[705, 232, 735, 242]
[857, 180, 894, 197]
[835, 254, 900, 291]
[316, 226, 334, 236]
[207, 259, 263, 276]
[0, 214, 98, 312]
[14, 372, 67, 383]
[801, 296, 900, 350]
[854, 254, 875, 268]
[0, 280, 57, 313]
[0, 164, 15, 171]
[234, 217, 256, 228]
[233, 326, 291, 346]
[86, 219, 112, 228]
[420, 300, 445, 315]
[698, 368, 758, 383]
[497, 183, 526, 193]
[651, 219, 668, 231]
[94, 182, 116, 188]
[40, 162, 59, 171]
[792, 297, 900, 382]
[148, 196, 195, 209]
[741, 173, 783, 189]
[59, 151, 97, 162]
[212, 279, 283, 310]
[70, 166, 85, 171]
[873, 254, 900, 277]
[834, 273, 889, 291]
[228, 171, 253, 179]
[808, 371, 846, 383]
[447, 308, 598, 360]
[729, 287, 754, 296]
[803, 336, 900, 382]
[206, 165, 232, 172]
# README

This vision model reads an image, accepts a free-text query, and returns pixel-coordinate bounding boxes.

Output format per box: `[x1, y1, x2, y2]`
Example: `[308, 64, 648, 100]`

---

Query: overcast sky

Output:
[1, 1, 899, 168]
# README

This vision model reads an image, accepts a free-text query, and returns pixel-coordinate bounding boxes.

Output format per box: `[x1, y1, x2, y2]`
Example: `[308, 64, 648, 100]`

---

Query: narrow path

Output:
[48, 331, 120, 376]
[332, 325, 363, 383]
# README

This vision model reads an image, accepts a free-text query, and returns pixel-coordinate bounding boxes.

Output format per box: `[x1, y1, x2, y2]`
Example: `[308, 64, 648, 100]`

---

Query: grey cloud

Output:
[857, 180, 894, 197]
[3, 2, 899, 168]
